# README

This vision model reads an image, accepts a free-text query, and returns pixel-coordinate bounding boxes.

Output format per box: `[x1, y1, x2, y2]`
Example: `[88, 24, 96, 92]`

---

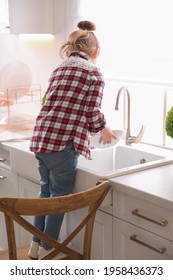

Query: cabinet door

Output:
[0, 0, 10, 33]
[8, 0, 54, 33]
[18, 176, 40, 245]
[18, 176, 67, 246]
[113, 191, 173, 241]
[0, 167, 18, 250]
[66, 209, 113, 260]
[113, 217, 173, 260]
[19, 176, 39, 198]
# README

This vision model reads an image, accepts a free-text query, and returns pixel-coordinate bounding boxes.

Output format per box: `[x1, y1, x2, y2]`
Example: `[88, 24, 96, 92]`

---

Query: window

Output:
[101, 79, 173, 150]
[78, 0, 173, 149]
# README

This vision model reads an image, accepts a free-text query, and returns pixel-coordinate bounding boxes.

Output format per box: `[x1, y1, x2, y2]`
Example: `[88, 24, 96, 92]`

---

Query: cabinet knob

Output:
[132, 209, 168, 227]
[0, 157, 7, 162]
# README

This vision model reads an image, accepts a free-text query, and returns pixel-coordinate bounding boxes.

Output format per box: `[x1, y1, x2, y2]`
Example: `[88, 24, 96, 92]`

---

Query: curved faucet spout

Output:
[115, 87, 131, 141]
[115, 86, 145, 145]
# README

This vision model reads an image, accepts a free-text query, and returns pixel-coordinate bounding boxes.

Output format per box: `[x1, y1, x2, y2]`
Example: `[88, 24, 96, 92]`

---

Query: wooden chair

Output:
[0, 180, 110, 260]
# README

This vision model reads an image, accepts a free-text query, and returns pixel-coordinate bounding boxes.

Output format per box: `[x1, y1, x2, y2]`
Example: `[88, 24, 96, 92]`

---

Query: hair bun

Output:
[77, 20, 96, 31]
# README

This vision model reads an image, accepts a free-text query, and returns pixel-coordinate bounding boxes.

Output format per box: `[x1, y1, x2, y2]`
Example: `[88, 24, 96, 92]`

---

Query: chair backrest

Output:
[0, 180, 110, 260]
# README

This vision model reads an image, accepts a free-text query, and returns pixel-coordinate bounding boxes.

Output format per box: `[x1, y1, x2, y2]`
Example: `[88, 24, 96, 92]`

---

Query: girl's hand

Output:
[99, 127, 117, 144]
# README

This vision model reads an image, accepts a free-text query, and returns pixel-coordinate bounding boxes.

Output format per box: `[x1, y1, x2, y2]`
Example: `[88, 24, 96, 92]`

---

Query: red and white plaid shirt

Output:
[30, 51, 106, 159]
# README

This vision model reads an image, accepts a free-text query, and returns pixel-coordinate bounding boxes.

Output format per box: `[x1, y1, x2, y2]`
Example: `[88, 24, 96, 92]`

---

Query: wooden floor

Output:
[0, 245, 36, 260]
[0, 245, 69, 260]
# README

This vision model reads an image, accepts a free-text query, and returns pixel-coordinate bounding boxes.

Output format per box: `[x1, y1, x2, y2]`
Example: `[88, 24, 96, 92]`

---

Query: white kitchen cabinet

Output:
[113, 217, 173, 260]
[18, 176, 67, 246]
[66, 208, 113, 260]
[18, 176, 40, 245]
[62, 0, 82, 37]
[19, 176, 39, 199]
[0, 148, 38, 250]
[8, 0, 54, 34]
[0, 147, 10, 170]
[113, 191, 173, 260]
[0, 166, 19, 250]
[0, 0, 10, 33]
[113, 191, 173, 241]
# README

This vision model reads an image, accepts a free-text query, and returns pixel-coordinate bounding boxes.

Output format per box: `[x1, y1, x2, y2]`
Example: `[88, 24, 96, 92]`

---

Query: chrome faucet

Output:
[115, 86, 145, 145]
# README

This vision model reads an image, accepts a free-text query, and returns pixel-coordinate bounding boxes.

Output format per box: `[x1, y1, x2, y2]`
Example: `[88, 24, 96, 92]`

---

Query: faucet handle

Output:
[134, 125, 145, 143]
[126, 125, 145, 144]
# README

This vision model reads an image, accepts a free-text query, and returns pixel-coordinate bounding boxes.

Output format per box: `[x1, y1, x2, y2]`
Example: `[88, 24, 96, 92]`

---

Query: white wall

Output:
[77, 0, 173, 82]
[1, 0, 173, 92]
[1, 0, 173, 148]
[0, 34, 63, 94]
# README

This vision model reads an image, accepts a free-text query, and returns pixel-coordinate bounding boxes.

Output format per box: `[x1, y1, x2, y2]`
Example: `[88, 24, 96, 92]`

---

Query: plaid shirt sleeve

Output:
[85, 70, 106, 133]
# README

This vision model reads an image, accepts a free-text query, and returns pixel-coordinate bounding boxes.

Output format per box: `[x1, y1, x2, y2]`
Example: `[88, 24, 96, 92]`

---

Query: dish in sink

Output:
[90, 129, 124, 149]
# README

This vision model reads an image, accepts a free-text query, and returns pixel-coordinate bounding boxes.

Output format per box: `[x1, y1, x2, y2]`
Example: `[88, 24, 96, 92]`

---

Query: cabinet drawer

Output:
[10, 148, 39, 181]
[0, 168, 18, 196]
[113, 217, 173, 260]
[0, 168, 19, 250]
[0, 148, 10, 169]
[113, 191, 173, 241]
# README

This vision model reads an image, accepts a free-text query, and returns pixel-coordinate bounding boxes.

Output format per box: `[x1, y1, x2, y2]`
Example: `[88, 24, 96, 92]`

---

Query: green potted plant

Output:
[165, 106, 173, 138]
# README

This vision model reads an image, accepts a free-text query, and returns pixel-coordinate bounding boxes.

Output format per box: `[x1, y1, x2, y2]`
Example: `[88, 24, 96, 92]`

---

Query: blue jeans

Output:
[32, 142, 79, 250]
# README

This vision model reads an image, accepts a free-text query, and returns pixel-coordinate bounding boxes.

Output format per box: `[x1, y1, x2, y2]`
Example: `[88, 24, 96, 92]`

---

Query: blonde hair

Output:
[59, 20, 100, 59]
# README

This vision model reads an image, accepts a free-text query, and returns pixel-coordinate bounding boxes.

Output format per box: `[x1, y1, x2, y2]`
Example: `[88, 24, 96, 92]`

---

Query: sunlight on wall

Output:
[18, 34, 54, 41]
[78, 0, 173, 81]
[77, 0, 173, 149]
[79, 0, 173, 59]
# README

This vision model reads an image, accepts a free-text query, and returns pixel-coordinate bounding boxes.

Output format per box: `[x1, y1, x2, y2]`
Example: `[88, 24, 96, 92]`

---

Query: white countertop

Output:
[0, 130, 32, 141]
[1, 131, 173, 211]
[110, 164, 173, 211]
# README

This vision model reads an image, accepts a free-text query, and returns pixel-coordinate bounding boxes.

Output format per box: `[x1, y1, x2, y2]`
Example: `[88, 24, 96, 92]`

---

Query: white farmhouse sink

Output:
[74, 142, 173, 206]
[6, 139, 173, 207]
[77, 142, 173, 179]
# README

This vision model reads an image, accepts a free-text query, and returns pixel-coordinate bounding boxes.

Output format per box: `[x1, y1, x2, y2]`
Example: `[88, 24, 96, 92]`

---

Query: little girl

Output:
[28, 20, 116, 259]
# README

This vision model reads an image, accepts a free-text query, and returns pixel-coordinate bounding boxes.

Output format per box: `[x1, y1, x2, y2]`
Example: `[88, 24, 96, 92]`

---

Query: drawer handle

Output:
[0, 176, 7, 180]
[0, 157, 7, 162]
[130, 234, 166, 254]
[132, 209, 168, 227]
